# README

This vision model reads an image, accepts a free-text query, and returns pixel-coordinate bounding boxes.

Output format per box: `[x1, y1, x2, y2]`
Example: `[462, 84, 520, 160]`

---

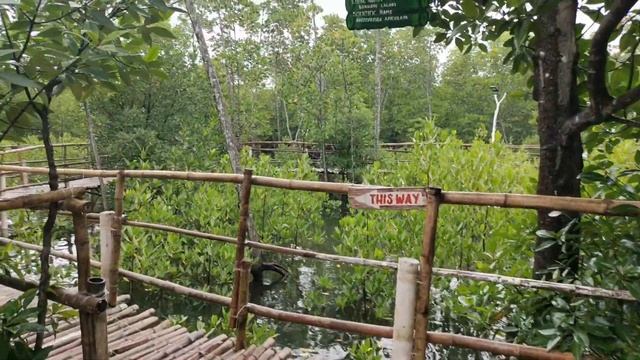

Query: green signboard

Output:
[346, 0, 429, 30]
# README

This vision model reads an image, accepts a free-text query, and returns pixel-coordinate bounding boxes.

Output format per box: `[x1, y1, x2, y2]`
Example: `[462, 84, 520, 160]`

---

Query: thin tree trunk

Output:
[35, 94, 58, 350]
[374, 30, 383, 153]
[83, 102, 108, 210]
[185, 0, 261, 251]
[533, 0, 582, 279]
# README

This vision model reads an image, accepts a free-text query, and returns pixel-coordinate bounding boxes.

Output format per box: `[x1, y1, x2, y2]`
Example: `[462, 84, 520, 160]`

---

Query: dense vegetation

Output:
[1, 0, 639, 359]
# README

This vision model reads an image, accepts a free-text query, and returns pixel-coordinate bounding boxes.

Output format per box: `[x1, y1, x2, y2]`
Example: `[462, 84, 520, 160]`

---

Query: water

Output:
[24, 223, 486, 359]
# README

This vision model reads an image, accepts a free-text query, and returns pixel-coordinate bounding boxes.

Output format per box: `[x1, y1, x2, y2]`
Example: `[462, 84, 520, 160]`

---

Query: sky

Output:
[316, 0, 347, 18]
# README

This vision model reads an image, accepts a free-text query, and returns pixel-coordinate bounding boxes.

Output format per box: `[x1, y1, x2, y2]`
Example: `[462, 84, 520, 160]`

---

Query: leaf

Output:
[412, 26, 424, 38]
[546, 335, 563, 350]
[609, 204, 640, 216]
[0, 72, 40, 88]
[461, 0, 479, 18]
[0, 49, 17, 57]
[143, 46, 160, 62]
[536, 230, 557, 239]
[147, 25, 176, 39]
[548, 210, 563, 217]
[535, 240, 557, 252]
[539, 328, 559, 336]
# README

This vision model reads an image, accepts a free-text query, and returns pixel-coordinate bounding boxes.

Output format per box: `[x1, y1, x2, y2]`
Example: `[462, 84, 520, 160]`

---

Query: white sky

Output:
[316, 0, 347, 18]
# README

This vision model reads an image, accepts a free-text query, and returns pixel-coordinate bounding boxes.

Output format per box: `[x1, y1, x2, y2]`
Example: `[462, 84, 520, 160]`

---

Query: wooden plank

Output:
[349, 186, 427, 210]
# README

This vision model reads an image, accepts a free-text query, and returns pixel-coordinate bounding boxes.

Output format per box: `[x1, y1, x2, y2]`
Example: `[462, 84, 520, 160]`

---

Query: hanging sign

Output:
[349, 187, 427, 210]
[346, 0, 429, 30]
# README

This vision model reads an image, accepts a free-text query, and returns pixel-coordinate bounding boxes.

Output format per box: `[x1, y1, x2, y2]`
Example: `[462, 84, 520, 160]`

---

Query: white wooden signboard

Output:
[348, 187, 427, 210]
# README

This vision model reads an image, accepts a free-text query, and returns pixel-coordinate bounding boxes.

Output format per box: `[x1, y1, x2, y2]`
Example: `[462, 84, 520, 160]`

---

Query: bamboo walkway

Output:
[0, 286, 292, 359]
[0, 177, 115, 200]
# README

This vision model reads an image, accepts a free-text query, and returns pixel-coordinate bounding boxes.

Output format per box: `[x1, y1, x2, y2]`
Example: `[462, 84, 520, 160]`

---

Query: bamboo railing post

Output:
[392, 258, 419, 359]
[230, 169, 253, 329]
[235, 260, 251, 351]
[68, 198, 109, 360]
[413, 187, 442, 360]
[99, 211, 115, 283]
[107, 171, 125, 306]
[20, 159, 28, 185]
[0, 170, 7, 237]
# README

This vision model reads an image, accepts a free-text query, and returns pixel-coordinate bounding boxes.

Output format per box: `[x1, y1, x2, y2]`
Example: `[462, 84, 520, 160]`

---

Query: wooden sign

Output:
[349, 187, 427, 210]
[346, 0, 429, 30]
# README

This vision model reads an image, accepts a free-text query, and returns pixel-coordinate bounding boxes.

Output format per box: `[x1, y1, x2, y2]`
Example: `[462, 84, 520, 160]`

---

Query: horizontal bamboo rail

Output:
[0, 275, 106, 314]
[0, 237, 232, 307]
[0, 187, 86, 211]
[2, 165, 639, 216]
[0, 143, 88, 156]
[0, 237, 573, 360]
[62, 214, 634, 302]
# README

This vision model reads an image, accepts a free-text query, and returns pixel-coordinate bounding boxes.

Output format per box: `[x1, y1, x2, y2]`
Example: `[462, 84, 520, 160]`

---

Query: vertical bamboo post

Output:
[413, 187, 442, 360]
[229, 169, 253, 329]
[0, 171, 8, 237]
[20, 159, 28, 185]
[392, 258, 419, 360]
[107, 170, 125, 306]
[99, 211, 115, 282]
[235, 260, 251, 351]
[69, 198, 108, 360]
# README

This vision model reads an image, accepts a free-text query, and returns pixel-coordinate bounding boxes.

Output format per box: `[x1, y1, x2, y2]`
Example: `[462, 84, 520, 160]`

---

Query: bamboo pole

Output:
[108, 171, 125, 306]
[441, 191, 640, 216]
[0, 275, 106, 313]
[230, 169, 253, 329]
[413, 187, 441, 360]
[67, 197, 109, 360]
[392, 258, 419, 359]
[19, 158, 28, 185]
[100, 211, 115, 283]
[0, 187, 86, 211]
[0, 143, 88, 156]
[235, 261, 251, 351]
[55, 213, 639, 301]
[2, 164, 638, 215]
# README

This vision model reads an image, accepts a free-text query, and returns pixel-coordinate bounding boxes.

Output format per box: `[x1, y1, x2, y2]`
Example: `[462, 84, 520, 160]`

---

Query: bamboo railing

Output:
[1, 164, 638, 360]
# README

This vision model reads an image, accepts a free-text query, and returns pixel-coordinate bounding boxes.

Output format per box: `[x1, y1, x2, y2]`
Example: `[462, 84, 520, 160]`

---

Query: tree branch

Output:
[561, 85, 640, 141]
[587, 0, 637, 115]
[16, 0, 43, 62]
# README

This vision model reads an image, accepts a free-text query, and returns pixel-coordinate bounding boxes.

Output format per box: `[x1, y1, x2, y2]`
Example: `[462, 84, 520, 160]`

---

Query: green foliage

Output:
[121, 149, 333, 293]
[0, 290, 51, 360]
[0, 0, 176, 140]
[347, 338, 382, 360]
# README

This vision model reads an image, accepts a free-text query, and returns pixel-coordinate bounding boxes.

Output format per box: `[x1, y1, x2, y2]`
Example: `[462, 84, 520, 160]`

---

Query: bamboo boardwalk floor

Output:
[0, 177, 115, 200]
[0, 287, 291, 359]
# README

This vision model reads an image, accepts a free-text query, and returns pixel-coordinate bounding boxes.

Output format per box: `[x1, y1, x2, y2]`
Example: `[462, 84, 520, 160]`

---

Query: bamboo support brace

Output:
[230, 169, 253, 329]
[108, 171, 125, 306]
[0, 275, 106, 314]
[413, 188, 441, 360]
[0, 187, 86, 211]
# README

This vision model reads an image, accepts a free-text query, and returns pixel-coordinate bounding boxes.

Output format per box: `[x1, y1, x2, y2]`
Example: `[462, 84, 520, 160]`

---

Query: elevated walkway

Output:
[0, 285, 291, 360]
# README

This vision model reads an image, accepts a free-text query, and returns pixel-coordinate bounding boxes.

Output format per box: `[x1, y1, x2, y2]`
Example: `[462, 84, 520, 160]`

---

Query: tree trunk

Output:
[34, 93, 58, 350]
[185, 0, 283, 278]
[533, 1, 582, 279]
[374, 30, 383, 153]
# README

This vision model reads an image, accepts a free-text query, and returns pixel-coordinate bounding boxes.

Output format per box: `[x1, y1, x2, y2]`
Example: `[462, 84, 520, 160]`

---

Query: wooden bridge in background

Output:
[0, 144, 637, 360]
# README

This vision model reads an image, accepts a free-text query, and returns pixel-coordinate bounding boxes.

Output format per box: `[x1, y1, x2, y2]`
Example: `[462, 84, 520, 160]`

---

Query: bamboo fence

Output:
[0, 164, 638, 216]
[0, 237, 575, 360]
[57, 213, 635, 302]
[2, 164, 639, 360]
